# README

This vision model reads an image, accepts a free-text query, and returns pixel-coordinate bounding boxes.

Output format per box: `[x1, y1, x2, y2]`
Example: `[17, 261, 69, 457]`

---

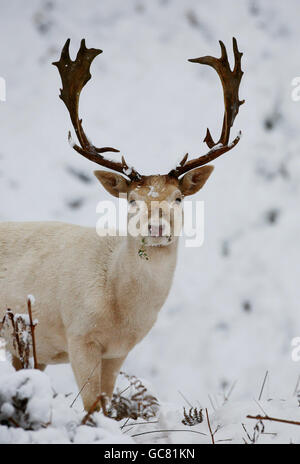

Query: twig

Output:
[205, 408, 215, 444]
[253, 399, 268, 417]
[208, 394, 216, 411]
[223, 380, 237, 405]
[4, 309, 22, 364]
[120, 384, 131, 396]
[247, 414, 300, 426]
[114, 379, 140, 429]
[293, 374, 300, 396]
[242, 423, 252, 442]
[3, 308, 33, 368]
[258, 370, 268, 401]
[242, 420, 264, 444]
[123, 426, 134, 435]
[27, 298, 38, 369]
[178, 390, 193, 408]
[8, 417, 20, 428]
[120, 417, 130, 430]
[131, 429, 207, 438]
[81, 394, 102, 425]
[122, 420, 158, 428]
[70, 359, 102, 408]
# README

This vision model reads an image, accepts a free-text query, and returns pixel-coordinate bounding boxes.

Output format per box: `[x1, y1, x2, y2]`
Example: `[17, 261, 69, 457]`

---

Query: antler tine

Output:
[169, 37, 244, 178]
[53, 39, 141, 181]
[189, 37, 244, 148]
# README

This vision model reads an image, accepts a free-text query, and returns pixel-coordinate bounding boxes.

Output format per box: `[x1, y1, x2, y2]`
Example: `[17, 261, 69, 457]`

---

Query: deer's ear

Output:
[94, 171, 131, 198]
[179, 165, 214, 196]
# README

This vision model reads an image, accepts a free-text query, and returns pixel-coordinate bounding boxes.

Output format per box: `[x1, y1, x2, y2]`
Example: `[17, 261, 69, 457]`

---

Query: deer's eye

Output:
[129, 199, 136, 206]
[175, 197, 182, 204]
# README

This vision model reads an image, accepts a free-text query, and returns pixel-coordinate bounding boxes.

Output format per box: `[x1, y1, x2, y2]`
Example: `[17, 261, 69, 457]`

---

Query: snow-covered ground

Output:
[1, 0, 300, 444]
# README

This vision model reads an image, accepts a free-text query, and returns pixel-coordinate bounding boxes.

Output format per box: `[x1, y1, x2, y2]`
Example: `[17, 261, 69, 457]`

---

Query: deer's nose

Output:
[148, 224, 164, 237]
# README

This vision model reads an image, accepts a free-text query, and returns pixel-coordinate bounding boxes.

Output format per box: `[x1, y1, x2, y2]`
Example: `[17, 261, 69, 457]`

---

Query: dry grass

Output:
[0, 298, 38, 369]
[182, 407, 203, 426]
[82, 372, 159, 425]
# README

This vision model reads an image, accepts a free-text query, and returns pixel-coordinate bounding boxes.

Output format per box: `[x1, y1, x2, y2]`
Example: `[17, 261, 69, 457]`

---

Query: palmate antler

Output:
[53, 39, 141, 181]
[169, 37, 244, 178]
[54, 38, 244, 181]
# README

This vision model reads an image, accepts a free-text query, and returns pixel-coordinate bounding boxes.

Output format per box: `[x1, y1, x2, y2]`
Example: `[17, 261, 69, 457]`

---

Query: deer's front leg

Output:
[68, 336, 103, 411]
[101, 356, 126, 397]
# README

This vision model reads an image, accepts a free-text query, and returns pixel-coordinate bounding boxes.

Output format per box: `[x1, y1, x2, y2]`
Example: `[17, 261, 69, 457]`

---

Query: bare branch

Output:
[258, 370, 269, 401]
[247, 414, 300, 427]
[27, 297, 38, 369]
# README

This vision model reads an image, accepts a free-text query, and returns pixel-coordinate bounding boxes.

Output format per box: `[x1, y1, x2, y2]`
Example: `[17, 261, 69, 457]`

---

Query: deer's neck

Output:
[110, 236, 179, 314]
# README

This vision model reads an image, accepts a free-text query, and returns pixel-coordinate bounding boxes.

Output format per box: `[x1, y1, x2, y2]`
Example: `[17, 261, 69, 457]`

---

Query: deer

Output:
[0, 38, 244, 411]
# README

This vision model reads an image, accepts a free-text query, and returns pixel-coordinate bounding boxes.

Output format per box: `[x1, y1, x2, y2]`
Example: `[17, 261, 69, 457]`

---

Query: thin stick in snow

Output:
[205, 408, 218, 444]
[258, 370, 268, 401]
[131, 429, 207, 438]
[293, 374, 300, 396]
[247, 414, 300, 427]
[178, 390, 193, 408]
[27, 297, 38, 369]
[70, 358, 102, 408]
[81, 395, 102, 425]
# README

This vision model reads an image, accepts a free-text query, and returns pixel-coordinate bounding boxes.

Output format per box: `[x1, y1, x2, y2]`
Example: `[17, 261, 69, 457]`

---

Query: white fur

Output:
[0, 221, 178, 410]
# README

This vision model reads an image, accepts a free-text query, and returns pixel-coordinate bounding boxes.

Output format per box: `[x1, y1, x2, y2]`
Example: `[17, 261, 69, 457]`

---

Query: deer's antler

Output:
[53, 39, 141, 181]
[169, 37, 244, 178]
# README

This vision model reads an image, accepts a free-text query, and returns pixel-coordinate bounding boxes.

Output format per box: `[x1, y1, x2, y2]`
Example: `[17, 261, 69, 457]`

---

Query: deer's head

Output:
[53, 38, 244, 247]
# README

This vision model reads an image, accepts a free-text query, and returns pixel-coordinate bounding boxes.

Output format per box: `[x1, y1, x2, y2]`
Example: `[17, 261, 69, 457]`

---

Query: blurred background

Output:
[1, 0, 300, 408]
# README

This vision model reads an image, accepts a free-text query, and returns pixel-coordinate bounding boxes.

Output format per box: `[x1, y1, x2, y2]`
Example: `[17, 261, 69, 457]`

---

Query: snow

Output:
[209, 142, 223, 151]
[0, 361, 134, 444]
[0, 362, 52, 430]
[13, 313, 38, 327]
[1, 0, 300, 444]
[123, 166, 133, 176]
[27, 294, 36, 306]
[13, 314, 30, 325]
[2, 359, 299, 445]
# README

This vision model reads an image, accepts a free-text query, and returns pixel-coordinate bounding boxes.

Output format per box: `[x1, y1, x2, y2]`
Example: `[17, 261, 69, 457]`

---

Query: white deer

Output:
[0, 38, 244, 411]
